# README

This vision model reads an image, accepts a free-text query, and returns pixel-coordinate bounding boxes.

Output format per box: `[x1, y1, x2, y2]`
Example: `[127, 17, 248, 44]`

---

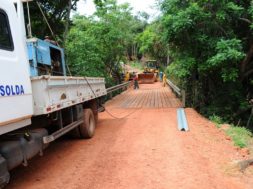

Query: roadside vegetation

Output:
[210, 115, 253, 149]
[159, 0, 253, 127]
[226, 127, 252, 148]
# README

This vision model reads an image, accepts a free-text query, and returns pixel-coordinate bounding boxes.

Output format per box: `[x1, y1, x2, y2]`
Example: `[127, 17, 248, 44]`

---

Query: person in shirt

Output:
[163, 73, 167, 87]
[133, 73, 139, 89]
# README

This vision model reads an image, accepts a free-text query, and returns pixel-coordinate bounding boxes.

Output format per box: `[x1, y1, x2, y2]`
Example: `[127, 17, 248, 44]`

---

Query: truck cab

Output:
[0, 0, 33, 135]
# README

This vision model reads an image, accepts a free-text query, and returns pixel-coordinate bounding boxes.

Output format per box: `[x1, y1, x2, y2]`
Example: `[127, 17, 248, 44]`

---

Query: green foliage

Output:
[209, 115, 223, 128]
[159, 0, 253, 125]
[25, 0, 79, 42]
[226, 126, 252, 148]
[66, 1, 142, 86]
[207, 39, 245, 82]
[209, 116, 253, 148]
[209, 115, 252, 148]
[166, 54, 196, 79]
[138, 27, 156, 54]
[137, 22, 169, 64]
[65, 18, 105, 78]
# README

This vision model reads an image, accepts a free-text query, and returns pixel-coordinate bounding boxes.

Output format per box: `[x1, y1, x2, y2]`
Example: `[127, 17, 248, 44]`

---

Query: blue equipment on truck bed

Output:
[27, 38, 66, 77]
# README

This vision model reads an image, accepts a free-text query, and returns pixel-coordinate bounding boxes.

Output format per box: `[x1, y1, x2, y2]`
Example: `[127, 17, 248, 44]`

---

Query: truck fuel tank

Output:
[0, 129, 48, 171]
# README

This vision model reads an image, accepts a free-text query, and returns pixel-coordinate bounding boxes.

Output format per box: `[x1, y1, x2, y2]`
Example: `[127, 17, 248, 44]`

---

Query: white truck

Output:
[0, 0, 107, 187]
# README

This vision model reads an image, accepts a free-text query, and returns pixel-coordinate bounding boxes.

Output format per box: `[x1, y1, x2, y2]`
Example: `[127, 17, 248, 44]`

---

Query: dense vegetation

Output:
[156, 0, 253, 127]
[65, 0, 147, 86]
[24, 0, 79, 42]
[28, 0, 252, 128]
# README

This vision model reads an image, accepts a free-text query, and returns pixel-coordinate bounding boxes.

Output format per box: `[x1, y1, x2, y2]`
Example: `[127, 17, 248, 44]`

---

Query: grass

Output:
[209, 114, 253, 148]
[209, 114, 223, 128]
[226, 126, 252, 148]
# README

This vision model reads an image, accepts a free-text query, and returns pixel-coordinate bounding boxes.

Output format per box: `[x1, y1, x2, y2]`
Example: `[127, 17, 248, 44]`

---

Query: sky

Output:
[73, 0, 160, 20]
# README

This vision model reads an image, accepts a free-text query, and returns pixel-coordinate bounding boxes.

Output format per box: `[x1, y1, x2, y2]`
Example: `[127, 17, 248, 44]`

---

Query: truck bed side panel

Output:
[31, 76, 107, 115]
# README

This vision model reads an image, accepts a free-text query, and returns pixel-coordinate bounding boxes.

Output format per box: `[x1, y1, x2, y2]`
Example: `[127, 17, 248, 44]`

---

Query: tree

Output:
[92, 0, 139, 82]
[159, 0, 253, 125]
[24, 0, 79, 43]
[137, 21, 169, 65]
[66, 0, 139, 85]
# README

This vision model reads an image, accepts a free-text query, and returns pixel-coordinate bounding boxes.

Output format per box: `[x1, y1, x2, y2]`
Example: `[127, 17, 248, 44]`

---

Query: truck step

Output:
[43, 120, 83, 144]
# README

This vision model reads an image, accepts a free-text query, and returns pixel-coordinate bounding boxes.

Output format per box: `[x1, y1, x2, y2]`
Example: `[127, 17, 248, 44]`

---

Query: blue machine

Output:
[27, 38, 66, 77]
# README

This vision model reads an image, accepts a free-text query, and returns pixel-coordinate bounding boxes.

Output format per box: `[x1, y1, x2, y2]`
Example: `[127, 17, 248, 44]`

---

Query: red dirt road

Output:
[7, 83, 253, 189]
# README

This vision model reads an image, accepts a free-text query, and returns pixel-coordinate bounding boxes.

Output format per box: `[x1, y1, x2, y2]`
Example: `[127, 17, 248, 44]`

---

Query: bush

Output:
[209, 115, 223, 128]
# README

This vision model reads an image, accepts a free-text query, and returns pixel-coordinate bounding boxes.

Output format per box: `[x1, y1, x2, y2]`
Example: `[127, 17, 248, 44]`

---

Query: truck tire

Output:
[89, 100, 98, 124]
[78, 109, 96, 139]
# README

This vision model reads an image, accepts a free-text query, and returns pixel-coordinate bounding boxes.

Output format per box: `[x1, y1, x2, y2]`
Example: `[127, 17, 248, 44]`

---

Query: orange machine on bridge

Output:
[138, 60, 159, 84]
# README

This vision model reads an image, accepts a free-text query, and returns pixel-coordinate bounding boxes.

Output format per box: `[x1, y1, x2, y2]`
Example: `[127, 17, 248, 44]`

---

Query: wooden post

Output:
[181, 90, 186, 108]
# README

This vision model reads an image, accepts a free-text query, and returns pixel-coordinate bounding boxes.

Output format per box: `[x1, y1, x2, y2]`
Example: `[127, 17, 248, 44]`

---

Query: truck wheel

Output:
[78, 109, 96, 139]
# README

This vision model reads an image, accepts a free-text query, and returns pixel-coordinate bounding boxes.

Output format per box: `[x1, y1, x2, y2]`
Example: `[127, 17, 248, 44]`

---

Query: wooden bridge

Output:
[107, 82, 182, 109]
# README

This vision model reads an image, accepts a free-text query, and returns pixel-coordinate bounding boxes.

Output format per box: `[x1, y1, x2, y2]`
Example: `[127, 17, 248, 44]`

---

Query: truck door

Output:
[0, 1, 33, 135]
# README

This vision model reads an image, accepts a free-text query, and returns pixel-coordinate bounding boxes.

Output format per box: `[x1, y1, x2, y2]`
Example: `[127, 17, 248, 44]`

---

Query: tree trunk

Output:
[63, 0, 72, 44]
[240, 43, 253, 77]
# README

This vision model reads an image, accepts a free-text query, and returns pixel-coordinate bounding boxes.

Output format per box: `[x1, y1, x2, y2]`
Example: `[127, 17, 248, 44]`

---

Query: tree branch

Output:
[239, 18, 252, 24]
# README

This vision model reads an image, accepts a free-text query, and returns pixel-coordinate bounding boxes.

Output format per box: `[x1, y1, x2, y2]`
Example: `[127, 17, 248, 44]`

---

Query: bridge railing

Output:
[166, 79, 186, 107]
[106, 81, 131, 98]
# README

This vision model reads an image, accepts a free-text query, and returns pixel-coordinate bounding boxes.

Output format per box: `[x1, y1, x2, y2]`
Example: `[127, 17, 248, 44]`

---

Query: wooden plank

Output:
[118, 91, 130, 108]
[127, 91, 140, 108]
[163, 87, 170, 108]
[138, 90, 148, 108]
[160, 87, 167, 108]
[144, 90, 151, 108]
[120, 91, 134, 108]
[157, 88, 163, 108]
[164, 87, 172, 107]
[146, 90, 151, 108]
[134, 91, 143, 108]
[164, 88, 172, 107]
[112, 91, 127, 107]
[109, 82, 183, 109]
[152, 90, 156, 108]
[155, 89, 159, 108]
[150, 89, 156, 108]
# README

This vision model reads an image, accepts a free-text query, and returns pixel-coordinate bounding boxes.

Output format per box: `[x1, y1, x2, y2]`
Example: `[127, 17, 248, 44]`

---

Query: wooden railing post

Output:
[181, 90, 186, 108]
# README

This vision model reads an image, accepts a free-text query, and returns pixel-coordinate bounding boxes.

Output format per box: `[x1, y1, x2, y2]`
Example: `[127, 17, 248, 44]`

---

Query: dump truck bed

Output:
[31, 75, 107, 116]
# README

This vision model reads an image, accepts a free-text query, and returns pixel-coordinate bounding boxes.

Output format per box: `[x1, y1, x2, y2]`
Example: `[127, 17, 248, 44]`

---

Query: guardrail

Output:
[166, 79, 186, 107]
[106, 81, 131, 98]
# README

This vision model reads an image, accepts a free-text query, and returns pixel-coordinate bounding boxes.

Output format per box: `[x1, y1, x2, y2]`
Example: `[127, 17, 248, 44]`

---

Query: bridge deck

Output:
[108, 82, 182, 109]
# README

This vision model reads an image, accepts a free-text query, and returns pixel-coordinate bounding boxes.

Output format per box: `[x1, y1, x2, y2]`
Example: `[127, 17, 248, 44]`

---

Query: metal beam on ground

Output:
[177, 108, 189, 131]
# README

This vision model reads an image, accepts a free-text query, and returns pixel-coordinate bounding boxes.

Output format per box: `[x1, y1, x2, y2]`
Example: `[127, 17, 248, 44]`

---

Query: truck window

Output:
[0, 10, 14, 51]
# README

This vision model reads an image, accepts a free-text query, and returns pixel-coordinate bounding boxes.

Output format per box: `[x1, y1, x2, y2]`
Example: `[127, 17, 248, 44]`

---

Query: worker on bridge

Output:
[133, 73, 139, 90]
[163, 73, 167, 87]
[125, 71, 130, 82]
[159, 71, 163, 82]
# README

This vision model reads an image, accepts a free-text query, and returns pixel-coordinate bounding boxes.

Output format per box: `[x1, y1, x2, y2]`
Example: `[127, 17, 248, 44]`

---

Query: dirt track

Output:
[7, 83, 253, 189]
